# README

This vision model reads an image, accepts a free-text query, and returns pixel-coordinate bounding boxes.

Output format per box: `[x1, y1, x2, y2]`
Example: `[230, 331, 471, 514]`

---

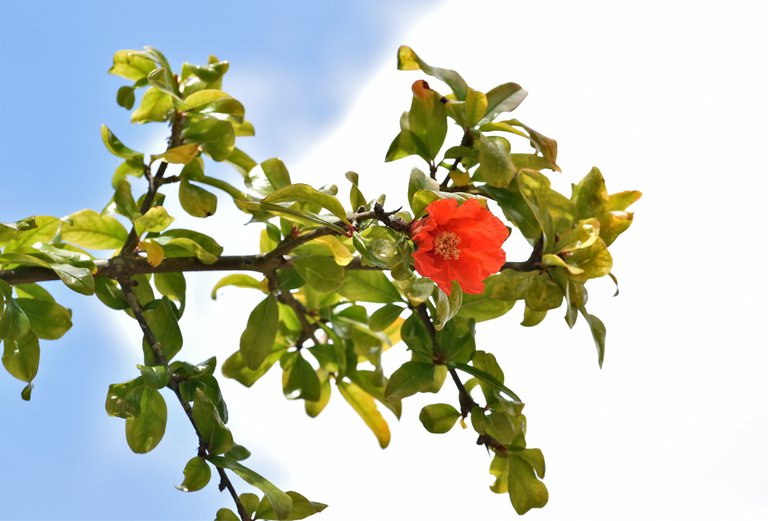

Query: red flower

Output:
[411, 198, 509, 295]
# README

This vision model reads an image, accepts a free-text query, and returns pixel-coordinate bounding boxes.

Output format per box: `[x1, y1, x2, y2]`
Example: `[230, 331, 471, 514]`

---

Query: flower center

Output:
[433, 231, 461, 260]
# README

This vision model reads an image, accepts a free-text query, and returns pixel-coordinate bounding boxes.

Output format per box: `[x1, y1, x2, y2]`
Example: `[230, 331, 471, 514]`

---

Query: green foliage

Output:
[0, 45, 640, 519]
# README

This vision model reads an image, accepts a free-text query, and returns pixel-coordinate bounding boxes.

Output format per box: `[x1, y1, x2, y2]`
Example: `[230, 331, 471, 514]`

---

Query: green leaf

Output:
[239, 493, 261, 516]
[263, 183, 348, 223]
[222, 348, 285, 387]
[0, 216, 38, 245]
[179, 178, 217, 217]
[211, 274, 264, 299]
[105, 377, 144, 419]
[228, 444, 252, 461]
[580, 307, 607, 367]
[154, 272, 186, 315]
[397, 45, 468, 100]
[368, 304, 404, 332]
[338, 271, 401, 304]
[345, 171, 367, 210]
[15, 299, 72, 340]
[311, 235, 354, 267]
[408, 80, 448, 159]
[176, 456, 211, 492]
[112, 157, 146, 187]
[485, 119, 559, 168]
[256, 491, 327, 521]
[458, 274, 516, 322]
[384, 361, 435, 400]
[184, 59, 229, 83]
[226, 148, 258, 177]
[516, 170, 555, 250]
[385, 129, 429, 162]
[0, 299, 31, 341]
[134, 206, 174, 234]
[259, 158, 292, 191]
[419, 403, 460, 434]
[206, 456, 293, 520]
[292, 256, 344, 292]
[507, 452, 549, 514]
[100, 125, 143, 160]
[484, 411, 522, 446]
[50, 264, 96, 295]
[182, 117, 235, 161]
[13, 283, 54, 302]
[192, 388, 233, 455]
[147, 68, 180, 100]
[141, 298, 183, 363]
[116, 85, 135, 109]
[400, 312, 433, 360]
[137, 364, 170, 389]
[464, 88, 489, 128]
[282, 353, 321, 402]
[2, 333, 39, 383]
[451, 360, 521, 403]
[109, 50, 156, 81]
[474, 134, 515, 188]
[436, 318, 476, 364]
[435, 283, 462, 331]
[215, 508, 240, 521]
[154, 229, 223, 264]
[151, 143, 200, 165]
[95, 278, 129, 310]
[524, 271, 563, 312]
[3, 216, 60, 251]
[240, 294, 279, 370]
[481, 83, 527, 124]
[305, 372, 331, 418]
[125, 386, 167, 454]
[181, 89, 244, 119]
[337, 380, 391, 449]
[61, 209, 128, 249]
[131, 87, 174, 123]
[237, 200, 348, 235]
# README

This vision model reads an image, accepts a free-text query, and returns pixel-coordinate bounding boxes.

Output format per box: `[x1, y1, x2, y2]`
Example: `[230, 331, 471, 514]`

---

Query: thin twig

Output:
[118, 275, 250, 520]
[414, 304, 478, 417]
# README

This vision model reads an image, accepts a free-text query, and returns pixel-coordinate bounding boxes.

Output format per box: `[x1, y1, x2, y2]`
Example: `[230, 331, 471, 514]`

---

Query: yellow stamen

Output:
[434, 231, 461, 260]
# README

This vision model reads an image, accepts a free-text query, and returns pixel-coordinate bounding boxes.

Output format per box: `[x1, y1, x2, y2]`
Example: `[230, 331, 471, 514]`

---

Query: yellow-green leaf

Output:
[337, 380, 390, 449]
[263, 183, 348, 223]
[134, 206, 174, 234]
[61, 209, 128, 250]
[151, 143, 199, 165]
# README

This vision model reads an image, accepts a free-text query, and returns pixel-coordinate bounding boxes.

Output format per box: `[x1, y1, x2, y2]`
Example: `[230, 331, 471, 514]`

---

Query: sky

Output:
[2, 0, 768, 520]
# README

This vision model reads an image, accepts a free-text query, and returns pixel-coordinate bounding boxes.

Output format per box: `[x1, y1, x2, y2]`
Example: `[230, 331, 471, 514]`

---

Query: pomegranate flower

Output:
[411, 198, 509, 295]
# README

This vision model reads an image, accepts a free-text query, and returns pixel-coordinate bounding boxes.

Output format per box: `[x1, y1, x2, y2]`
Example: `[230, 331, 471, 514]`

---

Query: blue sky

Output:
[3, 1, 768, 520]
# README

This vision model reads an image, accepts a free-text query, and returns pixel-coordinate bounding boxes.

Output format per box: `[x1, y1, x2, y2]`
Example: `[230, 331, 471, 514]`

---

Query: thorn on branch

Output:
[373, 203, 410, 234]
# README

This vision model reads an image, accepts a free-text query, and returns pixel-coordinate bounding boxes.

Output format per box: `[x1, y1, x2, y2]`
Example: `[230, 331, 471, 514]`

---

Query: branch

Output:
[0, 255, 281, 286]
[414, 304, 478, 417]
[265, 270, 319, 349]
[120, 111, 184, 256]
[502, 236, 543, 272]
[0, 234, 540, 287]
[118, 277, 250, 521]
[439, 129, 474, 190]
